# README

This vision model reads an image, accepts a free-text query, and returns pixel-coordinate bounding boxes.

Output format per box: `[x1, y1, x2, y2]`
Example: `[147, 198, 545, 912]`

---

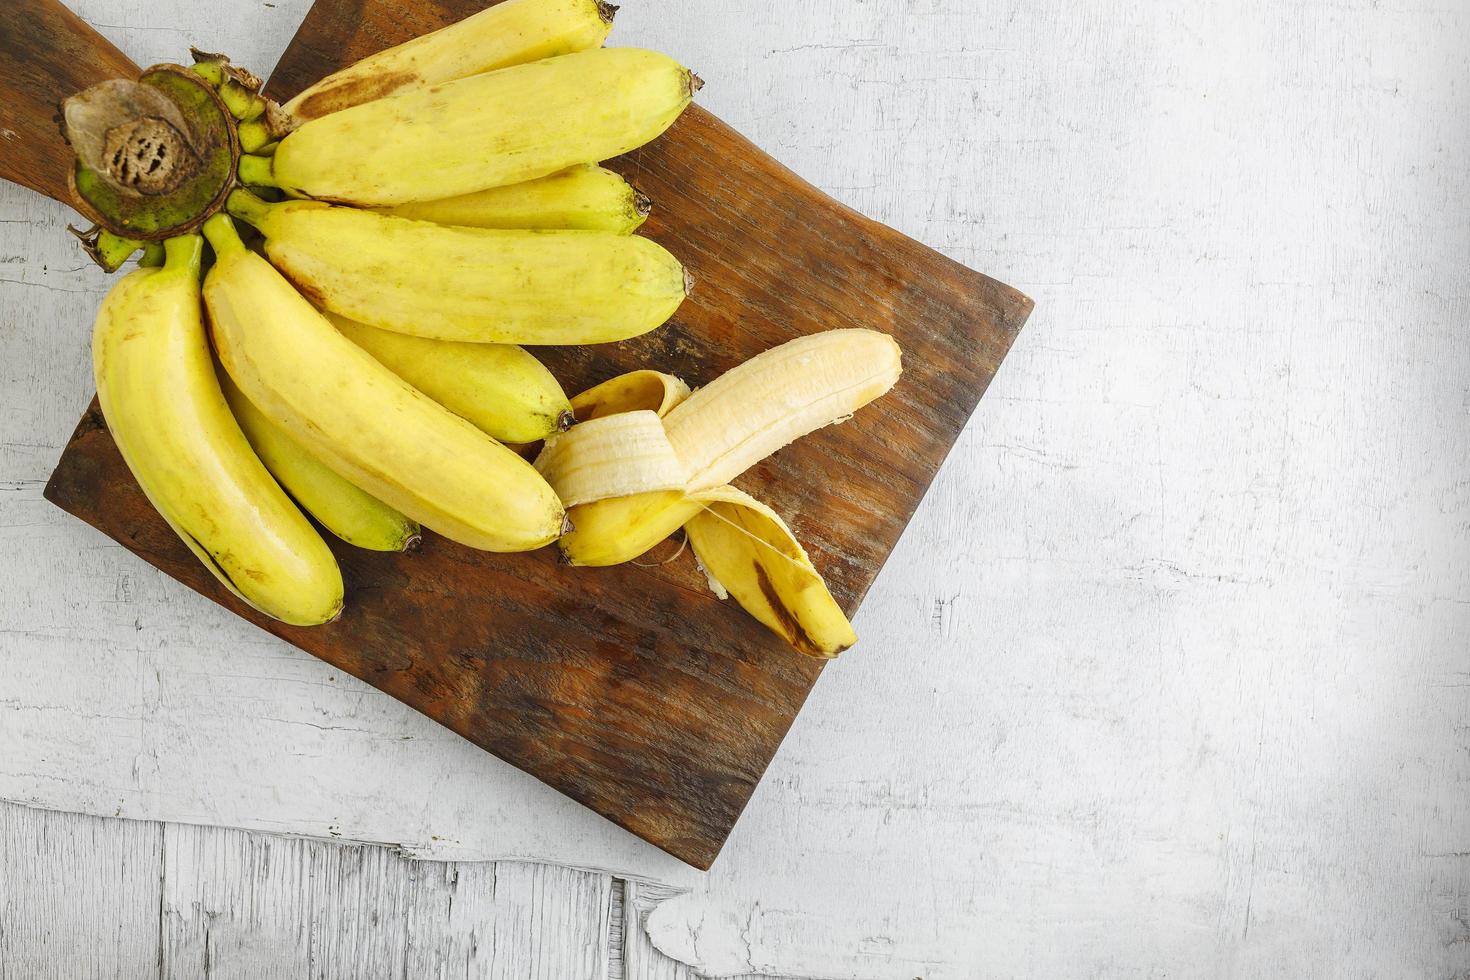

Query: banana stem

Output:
[237, 154, 279, 188]
[164, 234, 206, 277]
[220, 80, 266, 122]
[238, 119, 273, 153]
[225, 189, 275, 228]
[139, 242, 166, 268]
[191, 62, 226, 87]
[201, 213, 247, 258]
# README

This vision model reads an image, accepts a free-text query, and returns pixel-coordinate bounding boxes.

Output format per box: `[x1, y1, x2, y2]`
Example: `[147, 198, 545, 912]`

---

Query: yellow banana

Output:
[259, 48, 697, 206]
[282, 0, 617, 123]
[218, 368, 421, 552]
[381, 165, 650, 234]
[551, 330, 903, 566]
[328, 313, 574, 444]
[201, 214, 566, 553]
[228, 191, 687, 345]
[92, 235, 343, 626]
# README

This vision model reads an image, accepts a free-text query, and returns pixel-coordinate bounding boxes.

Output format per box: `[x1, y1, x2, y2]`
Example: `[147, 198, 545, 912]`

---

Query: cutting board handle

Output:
[0, 0, 139, 206]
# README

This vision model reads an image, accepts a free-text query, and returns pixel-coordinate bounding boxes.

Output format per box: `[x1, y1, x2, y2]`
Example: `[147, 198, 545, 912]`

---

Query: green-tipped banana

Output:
[262, 48, 697, 206]
[228, 191, 687, 345]
[92, 235, 343, 626]
[283, 0, 617, 123]
[201, 214, 566, 553]
[218, 369, 421, 552]
[328, 314, 573, 444]
[380, 165, 651, 234]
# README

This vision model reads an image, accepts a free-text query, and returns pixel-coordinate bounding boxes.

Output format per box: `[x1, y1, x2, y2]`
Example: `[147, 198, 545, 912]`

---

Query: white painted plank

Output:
[158, 820, 615, 980]
[0, 802, 162, 980]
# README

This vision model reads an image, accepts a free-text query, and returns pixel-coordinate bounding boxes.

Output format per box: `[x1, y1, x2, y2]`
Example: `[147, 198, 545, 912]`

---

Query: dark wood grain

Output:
[43, 0, 1033, 868]
[0, 0, 137, 206]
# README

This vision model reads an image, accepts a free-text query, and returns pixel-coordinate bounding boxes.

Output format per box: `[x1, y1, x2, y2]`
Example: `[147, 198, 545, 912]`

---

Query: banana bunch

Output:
[77, 0, 905, 656]
[536, 330, 904, 657]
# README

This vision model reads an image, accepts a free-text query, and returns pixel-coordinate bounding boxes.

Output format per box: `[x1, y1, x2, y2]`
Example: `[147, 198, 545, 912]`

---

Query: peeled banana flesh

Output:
[537, 330, 903, 657]
[218, 368, 421, 552]
[551, 330, 903, 567]
[267, 48, 697, 206]
[381, 165, 651, 235]
[328, 313, 574, 444]
[282, 0, 617, 122]
[229, 192, 687, 345]
[202, 214, 566, 553]
[92, 235, 344, 626]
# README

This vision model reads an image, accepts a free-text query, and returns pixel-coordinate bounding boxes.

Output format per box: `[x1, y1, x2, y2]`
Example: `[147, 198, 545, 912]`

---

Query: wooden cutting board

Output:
[17, 0, 1032, 869]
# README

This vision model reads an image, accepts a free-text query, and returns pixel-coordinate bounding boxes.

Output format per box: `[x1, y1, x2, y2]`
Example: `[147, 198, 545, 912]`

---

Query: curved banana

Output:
[229, 191, 687, 345]
[551, 330, 902, 566]
[201, 214, 566, 553]
[218, 369, 421, 552]
[263, 48, 697, 206]
[328, 313, 573, 444]
[282, 0, 617, 123]
[381, 165, 651, 235]
[92, 235, 343, 626]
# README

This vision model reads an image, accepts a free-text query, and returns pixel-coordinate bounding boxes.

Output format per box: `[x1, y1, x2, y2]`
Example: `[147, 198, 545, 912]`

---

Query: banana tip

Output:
[556, 410, 577, 432]
[597, 1, 619, 24]
[688, 72, 705, 97]
[683, 268, 695, 296]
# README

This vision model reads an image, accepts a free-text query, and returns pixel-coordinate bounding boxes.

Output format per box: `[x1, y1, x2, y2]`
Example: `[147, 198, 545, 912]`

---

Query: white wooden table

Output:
[2, 0, 1468, 977]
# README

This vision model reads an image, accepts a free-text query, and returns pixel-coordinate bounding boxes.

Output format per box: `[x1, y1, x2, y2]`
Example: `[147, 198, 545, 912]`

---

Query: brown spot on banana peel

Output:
[275, 266, 330, 310]
[291, 69, 418, 123]
[753, 563, 836, 659]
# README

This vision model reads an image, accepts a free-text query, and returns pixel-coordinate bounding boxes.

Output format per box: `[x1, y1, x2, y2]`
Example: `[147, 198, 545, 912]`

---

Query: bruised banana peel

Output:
[282, 0, 618, 123]
[267, 48, 697, 207]
[538, 330, 902, 656]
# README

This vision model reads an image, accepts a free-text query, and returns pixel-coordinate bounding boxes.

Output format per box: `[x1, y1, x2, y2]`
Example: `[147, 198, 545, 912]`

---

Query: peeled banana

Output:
[218, 368, 421, 552]
[228, 191, 688, 345]
[536, 331, 902, 657]
[262, 48, 698, 206]
[381, 165, 651, 235]
[282, 0, 617, 123]
[328, 313, 574, 444]
[550, 329, 903, 567]
[202, 213, 566, 553]
[92, 234, 343, 626]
